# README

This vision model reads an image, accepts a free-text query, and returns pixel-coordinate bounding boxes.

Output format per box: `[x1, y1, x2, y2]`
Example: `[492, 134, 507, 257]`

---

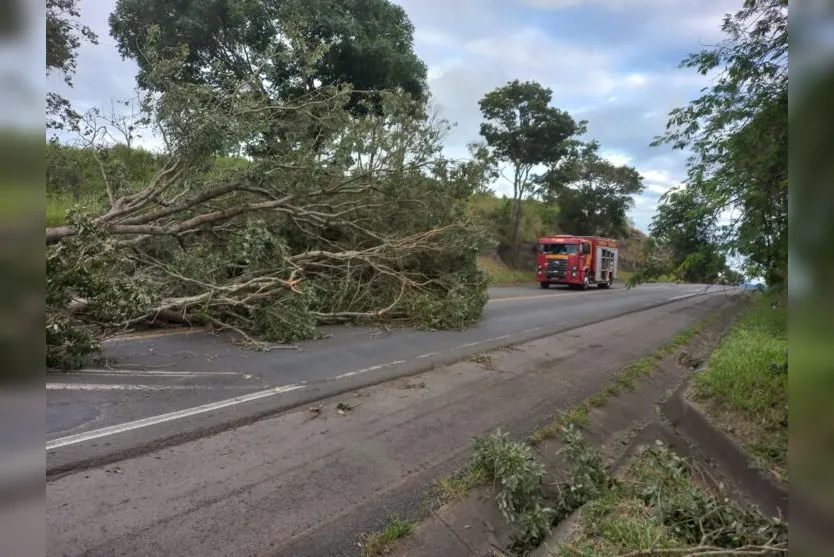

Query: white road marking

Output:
[668, 293, 701, 301]
[42, 323, 589, 449]
[457, 341, 482, 349]
[47, 383, 241, 391]
[333, 360, 406, 380]
[56, 369, 246, 378]
[46, 383, 305, 450]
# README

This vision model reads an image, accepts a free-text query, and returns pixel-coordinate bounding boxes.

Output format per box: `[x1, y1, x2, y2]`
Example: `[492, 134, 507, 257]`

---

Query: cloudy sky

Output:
[47, 0, 743, 232]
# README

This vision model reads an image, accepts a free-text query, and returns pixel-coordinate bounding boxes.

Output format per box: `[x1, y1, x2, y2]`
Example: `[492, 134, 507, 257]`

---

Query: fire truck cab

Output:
[535, 235, 619, 290]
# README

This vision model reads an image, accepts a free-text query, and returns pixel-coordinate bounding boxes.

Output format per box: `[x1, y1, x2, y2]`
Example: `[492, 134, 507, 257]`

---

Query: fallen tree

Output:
[46, 40, 492, 369]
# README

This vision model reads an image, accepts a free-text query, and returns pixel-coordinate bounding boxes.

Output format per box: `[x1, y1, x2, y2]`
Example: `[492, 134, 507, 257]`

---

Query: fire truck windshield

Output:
[538, 243, 578, 255]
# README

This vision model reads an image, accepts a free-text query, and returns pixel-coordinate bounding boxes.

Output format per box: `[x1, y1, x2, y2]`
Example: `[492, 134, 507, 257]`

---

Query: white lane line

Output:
[45, 325, 552, 449]
[668, 293, 701, 301]
[46, 384, 247, 391]
[457, 341, 482, 349]
[56, 369, 246, 377]
[53, 369, 253, 379]
[333, 360, 406, 380]
[46, 383, 305, 451]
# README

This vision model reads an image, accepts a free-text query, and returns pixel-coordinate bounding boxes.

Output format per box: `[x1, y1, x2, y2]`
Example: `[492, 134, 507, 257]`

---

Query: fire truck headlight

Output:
[571, 266, 577, 277]
[536, 265, 542, 271]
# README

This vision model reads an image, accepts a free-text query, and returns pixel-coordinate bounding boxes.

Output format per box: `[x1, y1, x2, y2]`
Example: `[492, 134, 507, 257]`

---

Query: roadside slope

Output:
[47, 292, 736, 557]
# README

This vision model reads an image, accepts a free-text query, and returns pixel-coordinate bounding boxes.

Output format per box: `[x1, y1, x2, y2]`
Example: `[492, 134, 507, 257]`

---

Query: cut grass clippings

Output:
[359, 514, 414, 557]
[690, 291, 788, 483]
[529, 312, 718, 446]
[554, 442, 788, 556]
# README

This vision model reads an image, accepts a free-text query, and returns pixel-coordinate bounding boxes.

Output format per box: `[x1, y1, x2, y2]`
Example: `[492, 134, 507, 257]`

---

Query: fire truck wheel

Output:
[582, 273, 590, 290]
[539, 282, 550, 289]
[598, 276, 612, 289]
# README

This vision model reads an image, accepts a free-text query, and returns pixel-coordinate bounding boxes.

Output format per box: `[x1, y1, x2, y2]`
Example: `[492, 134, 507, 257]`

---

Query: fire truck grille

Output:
[545, 260, 568, 278]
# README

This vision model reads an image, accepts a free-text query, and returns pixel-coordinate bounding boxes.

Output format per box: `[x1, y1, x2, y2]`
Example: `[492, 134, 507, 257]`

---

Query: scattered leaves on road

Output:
[305, 404, 323, 421]
[336, 401, 360, 415]
[469, 352, 493, 369]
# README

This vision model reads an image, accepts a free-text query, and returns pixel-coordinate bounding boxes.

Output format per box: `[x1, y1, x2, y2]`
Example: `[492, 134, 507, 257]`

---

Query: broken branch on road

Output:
[46, 43, 492, 370]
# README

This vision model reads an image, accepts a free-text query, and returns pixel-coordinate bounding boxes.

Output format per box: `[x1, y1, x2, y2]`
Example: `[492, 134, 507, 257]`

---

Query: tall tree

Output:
[109, 0, 427, 115]
[649, 186, 728, 284]
[46, 0, 99, 130]
[477, 79, 582, 259]
[544, 140, 643, 238]
[650, 0, 787, 285]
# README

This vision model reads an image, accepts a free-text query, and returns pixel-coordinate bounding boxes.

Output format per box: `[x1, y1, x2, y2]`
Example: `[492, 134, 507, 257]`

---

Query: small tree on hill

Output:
[477, 80, 582, 261]
[544, 140, 644, 238]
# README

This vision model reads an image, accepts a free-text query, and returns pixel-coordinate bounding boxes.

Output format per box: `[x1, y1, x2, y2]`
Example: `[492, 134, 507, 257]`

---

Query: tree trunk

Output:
[510, 197, 523, 266]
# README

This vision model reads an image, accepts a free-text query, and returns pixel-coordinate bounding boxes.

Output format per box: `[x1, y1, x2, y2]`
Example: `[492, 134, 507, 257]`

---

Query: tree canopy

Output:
[45, 34, 491, 370]
[645, 0, 788, 286]
[544, 140, 644, 238]
[109, 0, 428, 114]
[649, 187, 728, 284]
[477, 79, 583, 257]
[47, 0, 98, 130]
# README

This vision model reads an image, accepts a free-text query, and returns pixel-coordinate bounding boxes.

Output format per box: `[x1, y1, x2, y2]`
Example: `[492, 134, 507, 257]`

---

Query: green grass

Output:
[469, 352, 494, 368]
[47, 193, 104, 227]
[529, 406, 589, 444]
[432, 463, 487, 502]
[478, 255, 532, 286]
[555, 444, 787, 556]
[360, 515, 414, 557]
[691, 291, 788, 482]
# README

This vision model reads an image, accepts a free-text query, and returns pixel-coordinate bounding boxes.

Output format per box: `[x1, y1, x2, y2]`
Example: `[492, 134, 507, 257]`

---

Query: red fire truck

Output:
[535, 235, 619, 290]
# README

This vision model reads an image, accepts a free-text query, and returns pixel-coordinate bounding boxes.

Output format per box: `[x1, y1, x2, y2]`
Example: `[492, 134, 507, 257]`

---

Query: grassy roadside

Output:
[475, 257, 672, 288]
[690, 290, 788, 482]
[358, 515, 414, 557]
[556, 443, 788, 556]
[424, 309, 722, 510]
[478, 255, 532, 286]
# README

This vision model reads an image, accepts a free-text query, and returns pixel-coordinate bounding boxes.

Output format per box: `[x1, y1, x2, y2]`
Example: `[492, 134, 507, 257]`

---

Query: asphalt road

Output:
[46, 290, 738, 557]
[46, 282, 726, 473]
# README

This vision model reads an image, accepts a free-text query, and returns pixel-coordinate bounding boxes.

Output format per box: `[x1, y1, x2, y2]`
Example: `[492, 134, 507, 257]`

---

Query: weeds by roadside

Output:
[473, 425, 610, 556]
[470, 352, 494, 369]
[433, 463, 487, 502]
[691, 291, 788, 482]
[359, 515, 414, 557]
[554, 442, 788, 556]
[478, 256, 532, 286]
[529, 407, 588, 445]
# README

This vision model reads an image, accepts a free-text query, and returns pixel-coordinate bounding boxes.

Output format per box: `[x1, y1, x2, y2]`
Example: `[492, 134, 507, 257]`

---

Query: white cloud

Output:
[625, 73, 648, 88]
[600, 151, 632, 167]
[519, 0, 661, 11]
